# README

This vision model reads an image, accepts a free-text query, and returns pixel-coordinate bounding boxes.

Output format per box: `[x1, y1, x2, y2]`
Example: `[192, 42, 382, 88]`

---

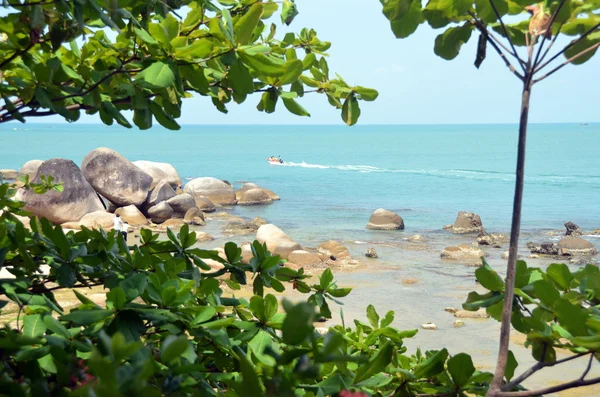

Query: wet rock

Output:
[446, 211, 484, 234]
[477, 232, 509, 247]
[0, 169, 17, 180]
[167, 193, 196, 218]
[184, 207, 205, 225]
[421, 322, 437, 330]
[367, 208, 404, 230]
[501, 251, 509, 260]
[558, 236, 597, 256]
[454, 310, 490, 319]
[365, 248, 378, 258]
[408, 234, 425, 242]
[240, 243, 254, 264]
[236, 182, 280, 201]
[18, 159, 43, 179]
[402, 278, 419, 284]
[147, 202, 173, 224]
[144, 180, 176, 209]
[196, 232, 214, 243]
[15, 158, 104, 224]
[195, 196, 216, 213]
[115, 205, 148, 226]
[453, 320, 466, 328]
[82, 147, 153, 207]
[529, 254, 540, 259]
[564, 221, 583, 237]
[444, 307, 458, 314]
[224, 219, 259, 236]
[184, 177, 236, 205]
[441, 245, 487, 261]
[133, 160, 181, 189]
[273, 241, 303, 259]
[527, 242, 559, 255]
[253, 217, 267, 227]
[288, 250, 322, 266]
[159, 219, 186, 228]
[318, 241, 350, 259]
[237, 188, 273, 206]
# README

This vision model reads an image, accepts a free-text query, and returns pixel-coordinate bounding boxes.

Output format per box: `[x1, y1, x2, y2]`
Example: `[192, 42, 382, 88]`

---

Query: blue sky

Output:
[3, 1, 598, 125]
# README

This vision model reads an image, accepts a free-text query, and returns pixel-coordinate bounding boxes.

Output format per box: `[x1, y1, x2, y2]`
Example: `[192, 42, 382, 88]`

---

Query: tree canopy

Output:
[0, 0, 378, 128]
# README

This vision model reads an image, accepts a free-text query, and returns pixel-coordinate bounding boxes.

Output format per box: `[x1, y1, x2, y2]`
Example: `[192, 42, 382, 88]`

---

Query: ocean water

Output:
[1, 123, 599, 242]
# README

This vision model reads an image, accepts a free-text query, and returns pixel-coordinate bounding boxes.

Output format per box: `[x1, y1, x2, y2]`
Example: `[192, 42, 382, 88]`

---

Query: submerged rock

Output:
[453, 320, 466, 328]
[365, 248, 378, 258]
[318, 241, 350, 259]
[408, 234, 425, 242]
[445, 211, 484, 234]
[421, 322, 437, 330]
[237, 188, 273, 206]
[558, 236, 597, 256]
[367, 208, 404, 230]
[441, 245, 487, 262]
[564, 221, 583, 237]
[454, 310, 490, 319]
[195, 232, 214, 243]
[195, 196, 216, 213]
[236, 183, 280, 201]
[184, 207, 205, 225]
[477, 232, 509, 247]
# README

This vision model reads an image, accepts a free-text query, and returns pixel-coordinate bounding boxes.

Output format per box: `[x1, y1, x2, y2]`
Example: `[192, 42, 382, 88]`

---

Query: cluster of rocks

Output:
[525, 222, 597, 261]
[6, 147, 280, 230]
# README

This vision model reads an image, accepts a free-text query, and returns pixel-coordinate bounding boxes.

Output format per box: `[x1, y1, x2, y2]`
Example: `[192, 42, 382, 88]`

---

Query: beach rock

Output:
[17, 160, 43, 179]
[159, 219, 186, 228]
[184, 207, 205, 224]
[196, 232, 214, 243]
[501, 251, 510, 260]
[421, 323, 437, 330]
[365, 248, 378, 258]
[453, 320, 466, 328]
[223, 219, 259, 236]
[446, 211, 484, 234]
[558, 237, 597, 256]
[257, 224, 295, 251]
[367, 208, 404, 230]
[529, 254, 540, 259]
[273, 241, 303, 259]
[253, 217, 267, 227]
[402, 278, 419, 284]
[147, 202, 173, 224]
[115, 205, 148, 226]
[315, 327, 328, 336]
[77, 211, 116, 230]
[144, 180, 176, 209]
[236, 183, 280, 201]
[81, 147, 153, 207]
[454, 310, 490, 319]
[318, 241, 350, 259]
[408, 234, 425, 242]
[0, 169, 17, 180]
[184, 177, 236, 205]
[240, 243, 254, 264]
[15, 159, 104, 224]
[527, 242, 560, 256]
[167, 193, 196, 218]
[564, 222, 583, 237]
[237, 188, 273, 206]
[195, 196, 216, 213]
[441, 245, 487, 261]
[288, 250, 322, 266]
[133, 160, 181, 189]
[477, 232, 509, 247]
[444, 307, 458, 314]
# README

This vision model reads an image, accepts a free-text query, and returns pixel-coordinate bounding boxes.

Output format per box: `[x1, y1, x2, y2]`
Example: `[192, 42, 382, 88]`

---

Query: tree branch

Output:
[534, 22, 600, 73]
[488, 0, 526, 72]
[532, 0, 567, 69]
[534, 22, 563, 70]
[580, 352, 594, 381]
[533, 41, 600, 84]
[495, 376, 600, 397]
[0, 43, 34, 69]
[2, 0, 59, 7]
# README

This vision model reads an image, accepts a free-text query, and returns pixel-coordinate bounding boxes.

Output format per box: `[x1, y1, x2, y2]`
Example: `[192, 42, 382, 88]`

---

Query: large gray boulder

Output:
[81, 147, 153, 207]
[184, 177, 236, 205]
[166, 193, 196, 217]
[195, 196, 216, 213]
[558, 237, 597, 256]
[446, 211, 484, 234]
[144, 180, 176, 209]
[115, 205, 148, 226]
[236, 183, 280, 201]
[133, 160, 181, 189]
[147, 201, 173, 224]
[237, 188, 273, 206]
[15, 159, 104, 224]
[367, 208, 404, 230]
[18, 159, 44, 180]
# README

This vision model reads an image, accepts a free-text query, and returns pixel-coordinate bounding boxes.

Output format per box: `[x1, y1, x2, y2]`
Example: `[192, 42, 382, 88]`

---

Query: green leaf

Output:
[533, 279, 560, 307]
[60, 309, 113, 326]
[475, 0, 509, 23]
[281, 0, 299, 26]
[135, 61, 176, 89]
[239, 52, 286, 76]
[434, 22, 473, 60]
[162, 14, 180, 42]
[220, 8, 235, 45]
[106, 287, 127, 310]
[366, 304, 380, 329]
[381, 0, 424, 39]
[505, 350, 518, 381]
[354, 86, 379, 101]
[175, 39, 214, 60]
[320, 268, 334, 290]
[43, 315, 70, 338]
[462, 291, 503, 311]
[161, 335, 189, 362]
[547, 263, 573, 291]
[413, 348, 449, 379]
[448, 353, 475, 387]
[282, 97, 310, 117]
[553, 298, 588, 337]
[234, 346, 263, 397]
[282, 301, 314, 345]
[341, 95, 360, 126]
[354, 341, 393, 383]
[475, 260, 505, 291]
[564, 32, 600, 65]
[23, 314, 47, 338]
[234, 4, 263, 45]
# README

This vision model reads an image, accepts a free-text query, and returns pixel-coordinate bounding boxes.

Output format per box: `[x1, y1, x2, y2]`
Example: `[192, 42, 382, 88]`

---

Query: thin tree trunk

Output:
[488, 81, 532, 395]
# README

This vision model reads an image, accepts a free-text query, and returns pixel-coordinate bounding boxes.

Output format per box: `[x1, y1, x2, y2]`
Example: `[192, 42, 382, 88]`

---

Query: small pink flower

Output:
[339, 391, 369, 397]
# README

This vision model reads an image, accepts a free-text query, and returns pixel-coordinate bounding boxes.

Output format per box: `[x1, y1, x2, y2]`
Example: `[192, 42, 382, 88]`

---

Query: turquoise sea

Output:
[1, 123, 599, 241]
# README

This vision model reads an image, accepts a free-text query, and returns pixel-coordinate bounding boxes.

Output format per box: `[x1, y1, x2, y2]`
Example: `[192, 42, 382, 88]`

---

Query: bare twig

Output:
[488, 0, 526, 72]
[532, 0, 567, 69]
[534, 41, 600, 84]
[534, 23, 563, 69]
[580, 352, 594, 381]
[535, 22, 600, 73]
[495, 376, 600, 397]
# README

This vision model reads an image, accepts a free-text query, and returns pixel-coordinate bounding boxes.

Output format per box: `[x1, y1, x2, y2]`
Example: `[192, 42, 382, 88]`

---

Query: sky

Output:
[2, 0, 598, 125]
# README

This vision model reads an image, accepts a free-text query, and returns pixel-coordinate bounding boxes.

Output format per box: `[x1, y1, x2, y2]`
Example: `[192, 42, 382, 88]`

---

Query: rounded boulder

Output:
[115, 205, 148, 226]
[81, 147, 153, 207]
[18, 159, 44, 179]
[237, 188, 273, 206]
[147, 201, 173, 224]
[318, 241, 350, 259]
[367, 208, 404, 230]
[195, 196, 216, 213]
[447, 211, 484, 234]
[236, 183, 280, 201]
[558, 237, 597, 256]
[15, 158, 104, 224]
[184, 177, 236, 205]
[133, 160, 181, 189]
[288, 250, 322, 266]
[257, 224, 294, 251]
[167, 193, 197, 217]
[144, 180, 176, 209]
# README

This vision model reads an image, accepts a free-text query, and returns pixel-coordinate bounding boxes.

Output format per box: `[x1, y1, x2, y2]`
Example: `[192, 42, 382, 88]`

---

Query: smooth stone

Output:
[453, 320, 466, 328]
[240, 243, 254, 264]
[114, 205, 148, 226]
[18, 159, 43, 179]
[167, 193, 197, 218]
[184, 207, 205, 225]
[196, 232, 214, 242]
[440, 245, 487, 261]
[15, 158, 104, 224]
[184, 177, 236, 205]
[558, 236, 597, 256]
[237, 188, 273, 206]
[421, 322, 437, 330]
[367, 208, 404, 230]
[62, 210, 115, 230]
[195, 196, 216, 213]
[81, 147, 153, 207]
[0, 169, 18, 180]
[236, 182, 280, 200]
[446, 211, 484, 234]
[365, 248, 378, 258]
[147, 202, 173, 224]
[257, 224, 295, 252]
[318, 241, 350, 259]
[272, 241, 303, 259]
[133, 160, 181, 189]
[144, 180, 176, 209]
[454, 310, 490, 319]
[288, 250, 322, 266]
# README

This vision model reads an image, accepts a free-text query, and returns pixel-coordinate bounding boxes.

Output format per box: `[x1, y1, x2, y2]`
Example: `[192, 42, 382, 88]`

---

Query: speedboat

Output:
[267, 158, 284, 165]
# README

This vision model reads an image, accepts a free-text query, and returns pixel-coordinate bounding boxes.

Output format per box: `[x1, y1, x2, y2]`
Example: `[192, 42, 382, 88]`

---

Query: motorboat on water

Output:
[267, 157, 284, 165]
